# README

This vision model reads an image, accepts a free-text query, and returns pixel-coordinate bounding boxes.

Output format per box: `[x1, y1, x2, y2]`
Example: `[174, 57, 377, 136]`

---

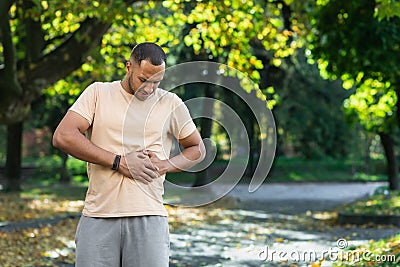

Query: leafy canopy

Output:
[308, 0, 400, 133]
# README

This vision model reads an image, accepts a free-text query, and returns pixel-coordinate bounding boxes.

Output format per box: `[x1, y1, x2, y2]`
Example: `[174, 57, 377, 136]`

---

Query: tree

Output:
[29, 75, 91, 184]
[375, 0, 400, 20]
[158, 0, 301, 185]
[307, 0, 400, 189]
[0, 0, 151, 191]
[5, 0, 360, 191]
[271, 49, 354, 159]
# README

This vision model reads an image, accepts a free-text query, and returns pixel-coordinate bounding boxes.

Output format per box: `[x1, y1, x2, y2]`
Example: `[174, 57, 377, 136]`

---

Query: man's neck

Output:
[120, 79, 133, 95]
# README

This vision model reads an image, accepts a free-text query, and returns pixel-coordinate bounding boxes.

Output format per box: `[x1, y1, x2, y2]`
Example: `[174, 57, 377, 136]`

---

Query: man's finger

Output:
[136, 176, 149, 184]
[143, 160, 158, 171]
[142, 168, 159, 179]
[139, 173, 155, 183]
[137, 153, 148, 159]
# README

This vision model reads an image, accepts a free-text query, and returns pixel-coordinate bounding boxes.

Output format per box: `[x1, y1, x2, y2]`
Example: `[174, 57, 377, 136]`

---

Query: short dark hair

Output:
[130, 42, 166, 66]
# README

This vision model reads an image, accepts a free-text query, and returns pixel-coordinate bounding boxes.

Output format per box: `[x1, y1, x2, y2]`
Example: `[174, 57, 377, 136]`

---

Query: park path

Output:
[3, 182, 397, 267]
[169, 182, 399, 267]
[210, 181, 388, 214]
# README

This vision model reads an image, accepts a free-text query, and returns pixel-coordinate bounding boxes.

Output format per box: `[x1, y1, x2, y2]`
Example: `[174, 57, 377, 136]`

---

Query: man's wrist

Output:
[164, 159, 174, 173]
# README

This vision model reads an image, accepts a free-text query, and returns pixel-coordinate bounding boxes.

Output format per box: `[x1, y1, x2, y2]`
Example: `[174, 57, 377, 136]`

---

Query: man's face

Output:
[126, 59, 165, 101]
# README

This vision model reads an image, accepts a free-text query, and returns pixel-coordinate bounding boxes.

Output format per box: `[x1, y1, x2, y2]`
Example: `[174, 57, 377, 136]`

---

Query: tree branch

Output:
[0, 0, 14, 27]
[44, 33, 72, 47]
[21, 0, 166, 100]
[23, 17, 110, 93]
[1, 14, 16, 74]
[24, 0, 45, 63]
[0, 12, 24, 123]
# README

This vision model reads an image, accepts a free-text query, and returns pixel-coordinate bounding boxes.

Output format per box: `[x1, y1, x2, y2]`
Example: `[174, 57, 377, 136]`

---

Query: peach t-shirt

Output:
[69, 81, 196, 217]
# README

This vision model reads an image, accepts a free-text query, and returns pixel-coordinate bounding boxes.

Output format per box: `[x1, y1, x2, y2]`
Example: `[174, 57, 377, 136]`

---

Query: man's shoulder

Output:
[156, 88, 182, 103]
[81, 81, 120, 98]
[90, 81, 119, 91]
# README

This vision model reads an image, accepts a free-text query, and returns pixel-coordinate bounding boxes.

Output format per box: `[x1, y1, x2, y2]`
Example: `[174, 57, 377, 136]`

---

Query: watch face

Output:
[112, 155, 121, 170]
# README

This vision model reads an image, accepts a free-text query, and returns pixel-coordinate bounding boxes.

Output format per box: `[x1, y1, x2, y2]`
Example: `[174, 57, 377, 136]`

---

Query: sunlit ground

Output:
[0, 187, 399, 267]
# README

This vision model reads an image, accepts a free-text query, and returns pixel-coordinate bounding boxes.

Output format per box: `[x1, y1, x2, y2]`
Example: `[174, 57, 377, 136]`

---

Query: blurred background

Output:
[1, 1, 400, 266]
[0, 0, 398, 191]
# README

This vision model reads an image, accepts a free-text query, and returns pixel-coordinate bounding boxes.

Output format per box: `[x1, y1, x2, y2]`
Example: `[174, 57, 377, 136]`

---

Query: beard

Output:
[127, 72, 153, 101]
[127, 74, 136, 95]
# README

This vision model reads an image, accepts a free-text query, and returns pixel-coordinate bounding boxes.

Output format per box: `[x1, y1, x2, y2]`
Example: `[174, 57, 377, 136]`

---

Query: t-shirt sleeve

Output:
[69, 83, 97, 125]
[170, 94, 197, 140]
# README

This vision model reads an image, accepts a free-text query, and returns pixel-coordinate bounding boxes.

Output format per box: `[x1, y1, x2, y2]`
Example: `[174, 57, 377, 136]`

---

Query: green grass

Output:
[13, 155, 388, 189]
[166, 172, 196, 185]
[267, 157, 386, 182]
[340, 188, 400, 216]
[22, 184, 87, 200]
[166, 156, 387, 184]
[333, 234, 400, 267]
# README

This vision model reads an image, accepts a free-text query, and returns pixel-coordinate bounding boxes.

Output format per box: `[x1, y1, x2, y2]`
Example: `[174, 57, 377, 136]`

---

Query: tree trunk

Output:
[0, 1, 14, 26]
[58, 151, 71, 184]
[192, 84, 216, 187]
[245, 119, 255, 177]
[5, 122, 23, 191]
[379, 132, 399, 190]
[245, 118, 260, 178]
[396, 86, 400, 128]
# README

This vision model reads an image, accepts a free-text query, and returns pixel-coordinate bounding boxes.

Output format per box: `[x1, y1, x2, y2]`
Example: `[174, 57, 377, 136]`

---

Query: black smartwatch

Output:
[112, 155, 121, 170]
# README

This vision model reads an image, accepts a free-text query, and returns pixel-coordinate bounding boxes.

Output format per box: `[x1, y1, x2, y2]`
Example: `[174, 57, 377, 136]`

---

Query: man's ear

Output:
[126, 61, 131, 69]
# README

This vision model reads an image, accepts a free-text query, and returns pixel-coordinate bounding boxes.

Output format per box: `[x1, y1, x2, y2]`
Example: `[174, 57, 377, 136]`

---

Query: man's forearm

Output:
[53, 125, 159, 181]
[166, 144, 205, 172]
[53, 128, 115, 169]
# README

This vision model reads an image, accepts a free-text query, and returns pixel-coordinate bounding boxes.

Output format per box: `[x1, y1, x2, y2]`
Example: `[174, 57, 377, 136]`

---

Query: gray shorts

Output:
[75, 215, 170, 267]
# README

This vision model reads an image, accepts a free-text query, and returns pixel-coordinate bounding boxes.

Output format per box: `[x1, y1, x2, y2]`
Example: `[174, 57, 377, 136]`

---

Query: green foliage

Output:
[273, 50, 354, 158]
[343, 79, 398, 133]
[180, 0, 293, 71]
[28, 0, 309, 165]
[31, 76, 89, 135]
[32, 155, 62, 184]
[311, 0, 400, 80]
[4, 0, 395, 176]
[269, 157, 386, 182]
[308, 0, 400, 139]
[43, 0, 295, 96]
[66, 157, 87, 177]
[178, 0, 301, 102]
[7, 0, 125, 64]
[30, 156, 86, 185]
[333, 234, 400, 267]
[375, 0, 400, 20]
[341, 189, 400, 216]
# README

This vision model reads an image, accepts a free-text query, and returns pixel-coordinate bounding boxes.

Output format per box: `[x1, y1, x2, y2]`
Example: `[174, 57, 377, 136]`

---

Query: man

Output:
[53, 42, 205, 267]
